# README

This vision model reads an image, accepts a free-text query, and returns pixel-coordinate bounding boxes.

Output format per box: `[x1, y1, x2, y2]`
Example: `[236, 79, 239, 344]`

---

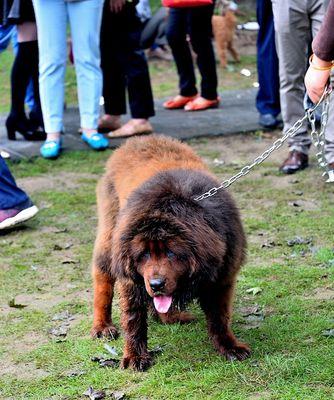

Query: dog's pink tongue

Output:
[153, 295, 172, 314]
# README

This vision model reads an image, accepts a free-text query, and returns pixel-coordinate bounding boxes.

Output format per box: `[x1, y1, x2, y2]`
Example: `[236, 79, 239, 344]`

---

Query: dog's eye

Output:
[166, 250, 176, 259]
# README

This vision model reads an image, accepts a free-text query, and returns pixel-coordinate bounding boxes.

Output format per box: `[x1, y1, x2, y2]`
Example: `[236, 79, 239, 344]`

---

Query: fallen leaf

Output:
[112, 391, 126, 400]
[49, 324, 69, 337]
[52, 310, 74, 321]
[100, 359, 119, 368]
[213, 158, 225, 166]
[53, 244, 63, 251]
[8, 298, 27, 309]
[239, 305, 262, 317]
[91, 355, 119, 368]
[322, 329, 334, 337]
[149, 345, 164, 356]
[246, 287, 262, 296]
[66, 370, 85, 377]
[104, 343, 118, 356]
[288, 201, 302, 208]
[83, 387, 106, 400]
[287, 236, 313, 246]
[61, 259, 78, 264]
[261, 240, 281, 248]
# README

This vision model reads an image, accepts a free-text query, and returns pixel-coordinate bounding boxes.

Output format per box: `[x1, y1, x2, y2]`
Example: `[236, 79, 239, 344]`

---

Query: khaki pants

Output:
[271, 0, 334, 163]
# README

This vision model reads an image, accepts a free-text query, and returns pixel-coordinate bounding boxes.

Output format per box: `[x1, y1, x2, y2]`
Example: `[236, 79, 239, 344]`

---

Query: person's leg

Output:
[17, 23, 44, 130]
[0, 25, 15, 52]
[124, 5, 155, 120]
[32, 0, 67, 138]
[140, 7, 168, 49]
[68, 0, 104, 133]
[0, 156, 29, 209]
[272, 0, 311, 172]
[256, 0, 280, 127]
[166, 8, 197, 97]
[188, 4, 218, 101]
[99, 1, 126, 131]
[110, 4, 154, 137]
[6, 22, 45, 140]
[0, 156, 38, 229]
[309, 0, 334, 166]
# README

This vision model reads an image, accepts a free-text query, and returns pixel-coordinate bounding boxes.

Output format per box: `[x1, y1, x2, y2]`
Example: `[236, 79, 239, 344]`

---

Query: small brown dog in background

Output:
[212, 1, 240, 69]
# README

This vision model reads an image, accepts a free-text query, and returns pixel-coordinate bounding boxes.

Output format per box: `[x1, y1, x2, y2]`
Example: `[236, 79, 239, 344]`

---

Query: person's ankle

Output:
[130, 118, 149, 125]
[101, 114, 121, 122]
[46, 132, 61, 142]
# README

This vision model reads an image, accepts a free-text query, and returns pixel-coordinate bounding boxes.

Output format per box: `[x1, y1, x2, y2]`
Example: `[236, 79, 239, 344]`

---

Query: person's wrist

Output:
[310, 54, 333, 70]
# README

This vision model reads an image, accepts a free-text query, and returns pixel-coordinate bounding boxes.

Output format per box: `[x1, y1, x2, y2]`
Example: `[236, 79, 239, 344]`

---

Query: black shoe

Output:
[259, 113, 279, 128]
[6, 113, 46, 141]
[279, 151, 309, 174]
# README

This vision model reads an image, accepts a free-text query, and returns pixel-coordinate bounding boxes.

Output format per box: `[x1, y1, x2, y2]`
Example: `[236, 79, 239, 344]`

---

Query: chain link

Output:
[195, 86, 333, 202]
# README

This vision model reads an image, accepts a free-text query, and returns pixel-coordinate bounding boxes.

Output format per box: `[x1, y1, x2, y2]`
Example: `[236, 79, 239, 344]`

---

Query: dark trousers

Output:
[256, 0, 280, 117]
[100, 2, 155, 119]
[0, 155, 29, 209]
[166, 5, 218, 100]
[140, 7, 168, 49]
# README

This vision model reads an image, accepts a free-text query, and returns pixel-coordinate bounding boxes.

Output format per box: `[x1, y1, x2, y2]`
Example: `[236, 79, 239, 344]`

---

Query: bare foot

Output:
[98, 115, 122, 132]
[109, 119, 153, 138]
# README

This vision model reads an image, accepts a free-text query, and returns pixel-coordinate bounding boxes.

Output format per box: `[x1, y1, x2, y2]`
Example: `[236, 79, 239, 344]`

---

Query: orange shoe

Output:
[163, 95, 198, 110]
[184, 96, 220, 111]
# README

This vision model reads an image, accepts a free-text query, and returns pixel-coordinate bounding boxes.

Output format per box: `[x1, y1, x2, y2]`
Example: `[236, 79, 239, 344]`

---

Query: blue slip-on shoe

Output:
[82, 132, 109, 150]
[259, 113, 279, 129]
[40, 139, 62, 159]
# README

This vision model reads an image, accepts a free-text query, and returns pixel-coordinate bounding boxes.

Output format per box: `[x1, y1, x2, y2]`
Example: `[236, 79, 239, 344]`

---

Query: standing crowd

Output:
[0, 0, 334, 229]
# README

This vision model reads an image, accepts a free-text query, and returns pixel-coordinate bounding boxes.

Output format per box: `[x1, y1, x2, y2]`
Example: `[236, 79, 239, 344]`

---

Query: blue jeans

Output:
[0, 25, 14, 52]
[32, 0, 103, 133]
[0, 156, 29, 209]
[256, 0, 280, 117]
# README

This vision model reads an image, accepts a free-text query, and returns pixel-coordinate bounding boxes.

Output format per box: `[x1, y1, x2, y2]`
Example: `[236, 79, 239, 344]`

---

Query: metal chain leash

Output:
[195, 86, 333, 202]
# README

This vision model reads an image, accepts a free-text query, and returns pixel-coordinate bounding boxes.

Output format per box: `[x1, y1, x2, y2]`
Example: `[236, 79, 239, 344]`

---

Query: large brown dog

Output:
[91, 135, 250, 371]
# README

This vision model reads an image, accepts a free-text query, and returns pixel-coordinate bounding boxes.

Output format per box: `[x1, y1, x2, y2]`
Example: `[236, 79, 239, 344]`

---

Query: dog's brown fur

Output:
[91, 135, 250, 371]
[212, 10, 240, 68]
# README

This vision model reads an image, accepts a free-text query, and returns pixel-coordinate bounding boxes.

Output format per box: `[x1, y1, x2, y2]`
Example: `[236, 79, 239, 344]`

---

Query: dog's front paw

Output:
[218, 342, 251, 361]
[120, 353, 153, 372]
[91, 323, 119, 340]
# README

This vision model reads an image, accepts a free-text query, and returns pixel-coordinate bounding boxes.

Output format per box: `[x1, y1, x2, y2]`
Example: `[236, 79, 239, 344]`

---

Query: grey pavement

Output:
[0, 88, 263, 160]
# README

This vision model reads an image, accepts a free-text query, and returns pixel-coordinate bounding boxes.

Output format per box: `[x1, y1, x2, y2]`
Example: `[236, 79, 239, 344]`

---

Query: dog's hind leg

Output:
[91, 177, 119, 340]
[228, 41, 240, 63]
[200, 280, 251, 361]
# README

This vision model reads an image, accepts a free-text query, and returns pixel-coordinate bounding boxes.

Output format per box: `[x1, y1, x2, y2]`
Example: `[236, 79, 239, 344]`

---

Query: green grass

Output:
[0, 136, 333, 399]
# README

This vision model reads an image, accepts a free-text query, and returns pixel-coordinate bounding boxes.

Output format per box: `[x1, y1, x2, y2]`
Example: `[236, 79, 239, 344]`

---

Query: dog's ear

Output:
[111, 215, 136, 280]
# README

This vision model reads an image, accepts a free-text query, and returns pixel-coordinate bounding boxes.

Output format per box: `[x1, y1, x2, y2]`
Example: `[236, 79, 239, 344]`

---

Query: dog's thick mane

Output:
[112, 169, 246, 289]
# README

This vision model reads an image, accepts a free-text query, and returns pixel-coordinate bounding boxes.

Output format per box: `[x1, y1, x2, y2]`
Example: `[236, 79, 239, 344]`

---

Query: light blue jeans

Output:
[32, 0, 103, 133]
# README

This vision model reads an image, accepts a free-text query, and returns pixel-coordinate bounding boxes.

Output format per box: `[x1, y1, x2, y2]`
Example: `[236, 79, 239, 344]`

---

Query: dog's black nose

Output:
[149, 278, 165, 292]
